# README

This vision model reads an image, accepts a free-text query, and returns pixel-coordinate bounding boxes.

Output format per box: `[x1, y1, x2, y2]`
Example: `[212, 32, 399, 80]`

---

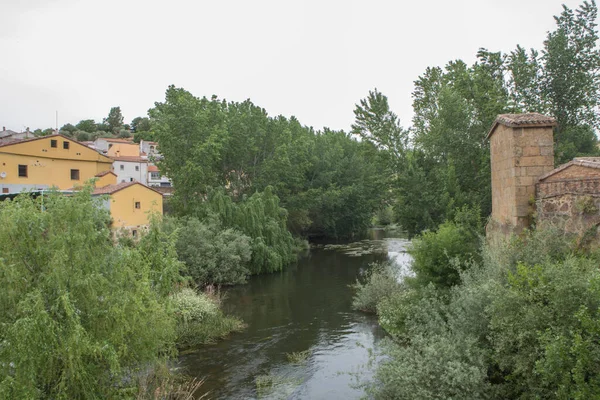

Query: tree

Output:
[75, 119, 97, 133]
[131, 116, 151, 132]
[0, 188, 176, 398]
[104, 106, 124, 134]
[59, 123, 76, 134]
[542, 1, 600, 162]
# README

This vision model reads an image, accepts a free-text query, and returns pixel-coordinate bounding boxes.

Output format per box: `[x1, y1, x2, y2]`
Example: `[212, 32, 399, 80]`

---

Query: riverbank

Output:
[176, 231, 410, 399]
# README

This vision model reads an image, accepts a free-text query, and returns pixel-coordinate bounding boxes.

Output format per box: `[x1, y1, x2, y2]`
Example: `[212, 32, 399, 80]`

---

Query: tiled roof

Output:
[92, 181, 162, 196]
[111, 156, 148, 162]
[538, 157, 600, 182]
[148, 165, 159, 172]
[487, 113, 557, 139]
[95, 170, 116, 177]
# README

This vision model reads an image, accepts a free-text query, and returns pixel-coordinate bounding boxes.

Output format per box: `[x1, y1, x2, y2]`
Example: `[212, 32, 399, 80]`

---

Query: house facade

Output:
[0, 135, 162, 231]
[0, 134, 113, 194]
[92, 181, 163, 235]
[112, 156, 148, 185]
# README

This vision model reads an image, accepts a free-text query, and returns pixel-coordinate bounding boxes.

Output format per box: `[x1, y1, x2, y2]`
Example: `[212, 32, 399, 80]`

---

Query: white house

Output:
[147, 165, 171, 187]
[140, 140, 160, 158]
[112, 156, 148, 185]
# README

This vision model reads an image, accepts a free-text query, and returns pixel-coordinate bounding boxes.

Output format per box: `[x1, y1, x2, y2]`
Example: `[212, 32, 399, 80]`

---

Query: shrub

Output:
[175, 216, 252, 286]
[352, 262, 400, 313]
[170, 288, 243, 349]
[371, 224, 600, 399]
[409, 205, 482, 289]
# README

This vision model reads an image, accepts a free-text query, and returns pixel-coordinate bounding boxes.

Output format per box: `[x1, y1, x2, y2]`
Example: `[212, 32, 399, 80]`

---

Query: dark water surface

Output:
[177, 230, 410, 399]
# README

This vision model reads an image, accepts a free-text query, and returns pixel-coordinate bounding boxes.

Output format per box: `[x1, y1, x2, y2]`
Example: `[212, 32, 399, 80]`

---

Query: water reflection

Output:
[177, 230, 410, 399]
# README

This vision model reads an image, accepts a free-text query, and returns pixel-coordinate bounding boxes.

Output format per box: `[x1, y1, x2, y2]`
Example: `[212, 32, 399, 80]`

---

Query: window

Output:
[63, 141, 69, 150]
[50, 139, 57, 148]
[120, 164, 124, 171]
[135, 201, 141, 209]
[18, 164, 27, 177]
[129, 178, 134, 182]
[2, 188, 8, 194]
[135, 165, 139, 172]
[150, 172, 160, 180]
[70, 169, 80, 180]
[132, 229, 138, 237]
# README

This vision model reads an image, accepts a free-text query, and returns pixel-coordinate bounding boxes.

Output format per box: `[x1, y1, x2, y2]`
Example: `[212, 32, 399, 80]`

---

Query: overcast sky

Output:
[0, 0, 588, 132]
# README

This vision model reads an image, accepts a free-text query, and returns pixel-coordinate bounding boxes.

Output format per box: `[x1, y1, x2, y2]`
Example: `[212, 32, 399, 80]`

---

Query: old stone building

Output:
[536, 158, 600, 233]
[487, 112, 600, 239]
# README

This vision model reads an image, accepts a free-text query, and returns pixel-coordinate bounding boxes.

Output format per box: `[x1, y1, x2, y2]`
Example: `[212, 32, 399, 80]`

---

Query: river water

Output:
[177, 230, 411, 399]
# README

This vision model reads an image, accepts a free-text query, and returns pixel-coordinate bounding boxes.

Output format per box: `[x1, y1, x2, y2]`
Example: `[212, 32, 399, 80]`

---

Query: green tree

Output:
[542, 1, 600, 162]
[75, 119, 97, 133]
[59, 123, 76, 134]
[105, 106, 125, 134]
[131, 116, 151, 132]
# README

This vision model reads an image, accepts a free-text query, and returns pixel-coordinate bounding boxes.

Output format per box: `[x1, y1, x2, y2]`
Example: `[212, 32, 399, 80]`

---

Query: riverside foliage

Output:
[355, 225, 600, 399]
[0, 190, 243, 399]
[0, 189, 177, 398]
[149, 87, 387, 241]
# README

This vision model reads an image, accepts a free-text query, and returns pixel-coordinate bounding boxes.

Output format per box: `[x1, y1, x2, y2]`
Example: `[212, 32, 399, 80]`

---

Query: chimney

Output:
[2, 126, 5, 132]
[487, 113, 556, 236]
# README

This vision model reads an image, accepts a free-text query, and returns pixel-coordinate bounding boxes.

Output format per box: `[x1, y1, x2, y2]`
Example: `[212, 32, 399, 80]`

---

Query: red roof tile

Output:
[148, 165, 159, 172]
[92, 181, 162, 196]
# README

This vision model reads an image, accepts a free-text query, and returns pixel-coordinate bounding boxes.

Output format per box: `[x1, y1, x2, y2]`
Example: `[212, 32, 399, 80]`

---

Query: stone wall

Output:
[536, 179, 600, 234]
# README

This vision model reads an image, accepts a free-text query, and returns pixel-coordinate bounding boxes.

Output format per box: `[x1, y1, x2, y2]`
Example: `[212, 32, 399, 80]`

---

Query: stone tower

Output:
[487, 113, 556, 237]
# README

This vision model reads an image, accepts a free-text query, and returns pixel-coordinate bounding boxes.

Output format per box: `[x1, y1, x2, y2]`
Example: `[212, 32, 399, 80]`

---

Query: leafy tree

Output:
[542, 1, 600, 158]
[75, 119, 97, 133]
[131, 116, 151, 132]
[74, 130, 90, 142]
[59, 123, 76, 134]
[105, 106, 124, 134]
[0, 189, 176, 398]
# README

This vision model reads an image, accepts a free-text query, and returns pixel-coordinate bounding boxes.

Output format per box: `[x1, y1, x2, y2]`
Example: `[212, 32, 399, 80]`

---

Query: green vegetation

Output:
[170, 288, 244, 349]
[286, 350, 310, 364]
[0, 189, 175, 398]
[0, 189, 244, 398]
[172, 216, 252, 286]
[355, 223, 600, 398]
[351, 262, 400, 313]
[150, 87, 387, 241]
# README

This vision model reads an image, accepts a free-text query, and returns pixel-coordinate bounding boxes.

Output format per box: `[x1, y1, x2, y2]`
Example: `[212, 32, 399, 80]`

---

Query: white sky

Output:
[0, 0, 588, 132]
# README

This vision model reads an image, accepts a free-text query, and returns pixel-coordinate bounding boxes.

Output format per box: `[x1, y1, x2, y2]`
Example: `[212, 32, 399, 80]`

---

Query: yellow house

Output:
[0, 134, 162, 231]
[92, 181, 163, 235]
[0, 134, 113, 194]
[107, 143, 141, 158]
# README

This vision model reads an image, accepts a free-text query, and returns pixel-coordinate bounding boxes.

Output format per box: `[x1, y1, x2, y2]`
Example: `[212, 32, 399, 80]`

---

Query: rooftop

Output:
[487, 113, 557, 139]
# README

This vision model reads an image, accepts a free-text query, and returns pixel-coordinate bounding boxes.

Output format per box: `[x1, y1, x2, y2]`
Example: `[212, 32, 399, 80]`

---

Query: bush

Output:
[175, 216, 252, 286]
[352, 262, 400, 313]
[170, 288, 243, 349]
[409, 205, 482, 289]
[370, 224, 600, 399]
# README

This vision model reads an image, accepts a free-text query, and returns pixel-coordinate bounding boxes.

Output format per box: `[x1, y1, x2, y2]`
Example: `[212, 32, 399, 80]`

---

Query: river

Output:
[177, 229, 411, 399]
